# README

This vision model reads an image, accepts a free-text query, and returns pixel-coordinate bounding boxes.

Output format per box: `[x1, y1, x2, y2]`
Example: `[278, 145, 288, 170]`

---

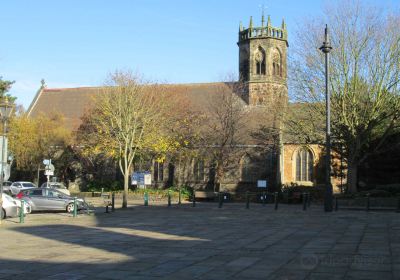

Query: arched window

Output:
[194, 159, 205, 182]
[241, 155, 255, 182]
[153, 161, 164, 182]
[272, 50, 282, 77]
[295, 148, 313, 182]
[255, 47, 266, 75]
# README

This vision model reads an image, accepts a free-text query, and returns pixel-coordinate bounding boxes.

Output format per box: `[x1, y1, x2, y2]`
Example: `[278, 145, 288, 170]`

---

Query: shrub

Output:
[86, 180, 123, 192]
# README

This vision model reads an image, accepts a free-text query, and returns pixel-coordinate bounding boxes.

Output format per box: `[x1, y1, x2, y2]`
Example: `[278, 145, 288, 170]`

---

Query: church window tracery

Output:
[272, 50, 282, 77]
[241, 155, 256, 182]
[154, 161, 164, 182]
[193, 159, 205, 182]
[255, 47, 266, 75]
[295, 148, 313, 182]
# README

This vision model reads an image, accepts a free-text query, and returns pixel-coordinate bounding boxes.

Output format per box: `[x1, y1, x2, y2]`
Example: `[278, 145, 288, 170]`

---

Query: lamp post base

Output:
[324, 183, 333, 212]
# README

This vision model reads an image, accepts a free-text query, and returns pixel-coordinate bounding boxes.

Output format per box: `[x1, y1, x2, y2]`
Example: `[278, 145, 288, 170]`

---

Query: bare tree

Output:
[288, 0, 400, 193]
[79, 71, 173, 207]
[202, 79, 248, 191]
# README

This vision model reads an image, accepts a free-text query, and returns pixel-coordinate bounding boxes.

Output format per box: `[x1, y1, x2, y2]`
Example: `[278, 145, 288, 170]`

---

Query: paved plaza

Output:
[0, 202, 399, 279]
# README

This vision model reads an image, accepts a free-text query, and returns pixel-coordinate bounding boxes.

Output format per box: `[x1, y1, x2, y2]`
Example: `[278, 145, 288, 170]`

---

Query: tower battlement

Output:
[238, 15, 288, 46]
[237, 13, 288, 106]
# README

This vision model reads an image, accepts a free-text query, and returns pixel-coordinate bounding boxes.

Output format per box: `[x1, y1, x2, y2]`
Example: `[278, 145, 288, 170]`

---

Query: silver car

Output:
[10, 181, 37, 196]
[19, 188, 87, 213]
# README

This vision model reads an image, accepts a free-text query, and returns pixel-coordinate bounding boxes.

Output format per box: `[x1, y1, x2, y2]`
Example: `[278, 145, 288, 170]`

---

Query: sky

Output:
[1, 0, 398, 109]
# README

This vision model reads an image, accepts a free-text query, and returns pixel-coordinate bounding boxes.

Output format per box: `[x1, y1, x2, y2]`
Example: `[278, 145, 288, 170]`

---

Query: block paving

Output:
[0, 201, 399, 279]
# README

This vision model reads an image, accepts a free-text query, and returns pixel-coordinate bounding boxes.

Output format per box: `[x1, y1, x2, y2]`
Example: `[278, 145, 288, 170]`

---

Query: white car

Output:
[10, 181, 37, 196]
[2, 181, 13, 194]
[1, 193, 31, 219]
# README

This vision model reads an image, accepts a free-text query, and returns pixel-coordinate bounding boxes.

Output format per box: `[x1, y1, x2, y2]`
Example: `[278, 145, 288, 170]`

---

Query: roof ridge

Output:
[43, 81, 230, 92]
[44, 86, 103, 91]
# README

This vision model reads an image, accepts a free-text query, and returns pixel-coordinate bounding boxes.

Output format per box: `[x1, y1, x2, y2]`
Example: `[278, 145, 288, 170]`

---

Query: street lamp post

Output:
[319, 25, 333, 212]
[0, 97, 14, 222]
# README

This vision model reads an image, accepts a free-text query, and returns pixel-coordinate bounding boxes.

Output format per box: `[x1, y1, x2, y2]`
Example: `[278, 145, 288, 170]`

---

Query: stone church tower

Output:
[238, 14, 288, 106]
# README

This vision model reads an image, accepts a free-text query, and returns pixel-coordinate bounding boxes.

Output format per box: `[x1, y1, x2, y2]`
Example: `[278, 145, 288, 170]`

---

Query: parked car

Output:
[1, 193, 31, 219]
[40, 182, 70, 196]
[17, 188, 87, 213]
[10, 181, 37, 196]
[2, 181, 13, 194]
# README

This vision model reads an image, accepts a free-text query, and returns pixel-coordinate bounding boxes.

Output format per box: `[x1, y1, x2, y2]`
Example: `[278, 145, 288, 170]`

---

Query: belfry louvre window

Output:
[193, 160, 205, 182]
[255, 47, 266, 75]
[295, 148, 313, 181]
[272, 50, 282, 77]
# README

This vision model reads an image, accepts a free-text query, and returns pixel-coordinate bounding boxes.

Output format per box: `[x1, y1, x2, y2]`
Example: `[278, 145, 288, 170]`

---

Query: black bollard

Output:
[168, 191, 171, 207]
[397, 195, 400, 213]
[246, 191, 250, 209]
[274, 192, 279, 210]
[335, 197, 338, 211]
[303, 192, 307, 211]
[262, 191, 266, 207]
[111, 192, 115, 212]
[105, 204, 109, 213]
[218, 192, 223, 208]
[144, 192, 149, 206]
[366, 193, 370, 212]
[192, 190, 196, 207]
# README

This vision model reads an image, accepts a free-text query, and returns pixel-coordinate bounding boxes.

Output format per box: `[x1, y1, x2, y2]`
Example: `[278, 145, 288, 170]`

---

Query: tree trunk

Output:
[347, 161, 358, 194]
[122, 171, 129, 208]
[214, 162, 223, 192]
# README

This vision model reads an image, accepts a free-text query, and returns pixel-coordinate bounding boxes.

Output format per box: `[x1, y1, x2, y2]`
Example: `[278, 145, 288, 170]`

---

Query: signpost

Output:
[43, 159, 55, 183]
[257, 180, 268, 205]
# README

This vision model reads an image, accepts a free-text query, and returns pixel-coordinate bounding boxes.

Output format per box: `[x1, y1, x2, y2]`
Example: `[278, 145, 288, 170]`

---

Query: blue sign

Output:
[257, 180, 268, 188]
[131, 171, 151, 185]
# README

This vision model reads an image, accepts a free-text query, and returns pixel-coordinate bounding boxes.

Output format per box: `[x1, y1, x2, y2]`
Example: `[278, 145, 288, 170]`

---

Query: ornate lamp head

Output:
[0, 97, 14, 122]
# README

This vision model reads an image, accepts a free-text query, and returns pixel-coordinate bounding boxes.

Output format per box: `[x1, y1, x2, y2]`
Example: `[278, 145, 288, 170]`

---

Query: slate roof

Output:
[27, 83, 300, 146]
[27, 83, 275, 135]
[28, 86, 102, 130]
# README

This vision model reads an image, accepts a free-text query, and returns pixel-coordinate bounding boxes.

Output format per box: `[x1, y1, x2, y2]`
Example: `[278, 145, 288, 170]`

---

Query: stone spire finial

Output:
[267, 15, 271, 26]
[249, 16, 253, 29]
[282, 18, 286, 30]
[261, 11, 265, 28]
[239, 21, 243, 32]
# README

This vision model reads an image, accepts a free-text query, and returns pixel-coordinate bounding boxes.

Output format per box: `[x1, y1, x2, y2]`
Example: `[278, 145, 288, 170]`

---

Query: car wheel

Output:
[66, 203, 75, 213]
[1, 208, 5, 219]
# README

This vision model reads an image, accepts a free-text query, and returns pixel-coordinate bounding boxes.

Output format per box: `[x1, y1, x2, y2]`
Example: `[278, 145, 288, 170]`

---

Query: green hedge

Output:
[85, 181, 193, 200]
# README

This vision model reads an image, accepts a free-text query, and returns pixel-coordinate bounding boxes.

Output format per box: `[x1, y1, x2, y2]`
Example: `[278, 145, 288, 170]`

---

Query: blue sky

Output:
[1, 0, 398, 109]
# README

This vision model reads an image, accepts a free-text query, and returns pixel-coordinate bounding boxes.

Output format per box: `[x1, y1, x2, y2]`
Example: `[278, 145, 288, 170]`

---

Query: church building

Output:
[27, 14, 341, 193]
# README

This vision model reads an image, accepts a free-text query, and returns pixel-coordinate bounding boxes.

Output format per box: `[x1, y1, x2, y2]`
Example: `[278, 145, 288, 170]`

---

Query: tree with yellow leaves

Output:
[79, 71, 178, 208]
[8, 112, 71, 182]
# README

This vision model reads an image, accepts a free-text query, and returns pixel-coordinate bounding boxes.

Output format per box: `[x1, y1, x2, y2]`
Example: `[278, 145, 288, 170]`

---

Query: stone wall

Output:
[282, 143, 342, 193]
